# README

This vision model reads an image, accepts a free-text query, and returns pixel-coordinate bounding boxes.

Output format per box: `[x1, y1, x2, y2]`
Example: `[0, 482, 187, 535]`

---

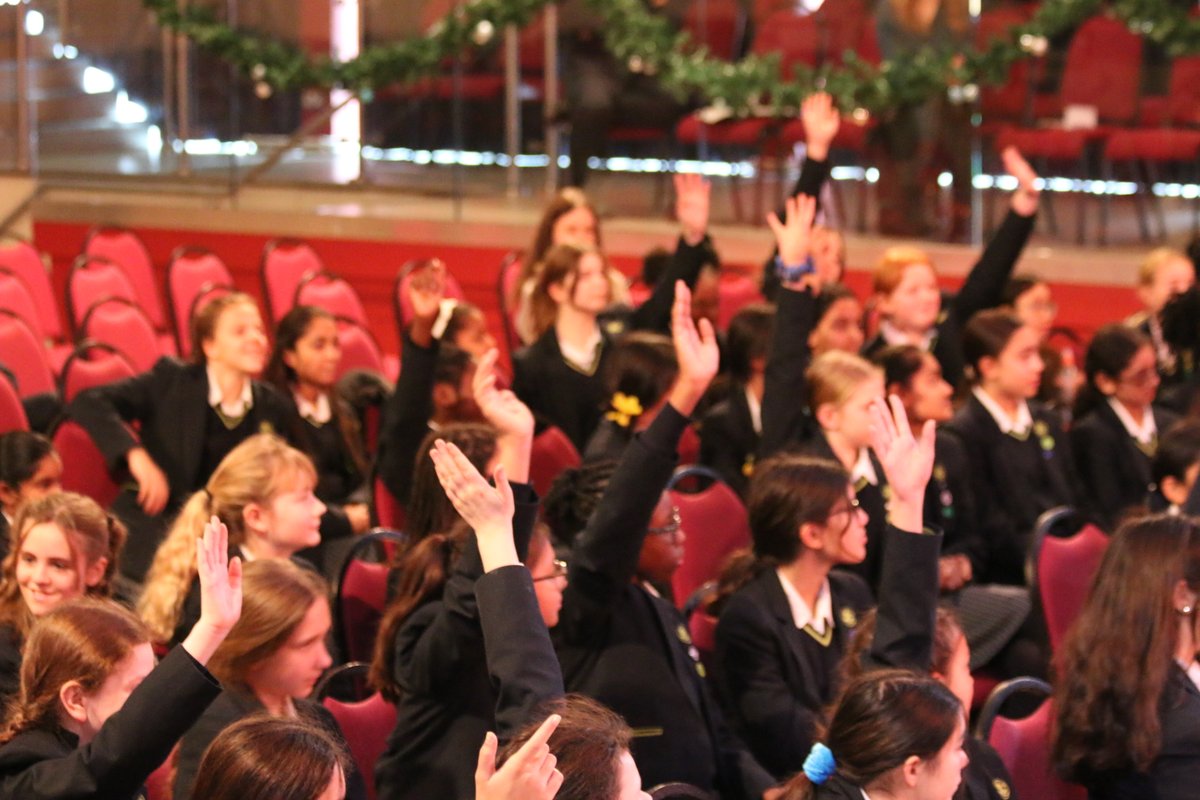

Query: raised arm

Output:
[631, 175, 713, 333]
[863, 396, 942, 672]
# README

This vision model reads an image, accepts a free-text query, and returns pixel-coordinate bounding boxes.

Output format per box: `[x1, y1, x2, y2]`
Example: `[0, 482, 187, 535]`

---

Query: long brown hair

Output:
[191, 712, 349, 800]
[1, 598, 149, 743]
[1054, 514, 1200, 779]
[405, 424, 497, 545]
[0, 492, 125, 643]
[514, 188, 601, 304]
[528, 244, 608, 342]
[841, 606, 964, 684]
[207, 559, 329, 688]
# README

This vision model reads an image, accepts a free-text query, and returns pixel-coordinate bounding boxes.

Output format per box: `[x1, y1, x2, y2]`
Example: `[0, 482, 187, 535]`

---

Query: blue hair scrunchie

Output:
[802, 742, 836, 785]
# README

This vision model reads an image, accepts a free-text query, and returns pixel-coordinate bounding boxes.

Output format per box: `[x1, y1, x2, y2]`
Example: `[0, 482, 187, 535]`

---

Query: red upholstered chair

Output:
[59, 342, 137, 403]
[295, 270, 369, 328]
[529, 426, 582, 498]
[716, 271, 764, 331]
[261, 238, 326, 323]
[393, 259, 468, 332]
[0, 370, 28, 433]
[978, 678, 1086, 800]
[79, 298, 165, 374]
[668, 465, 751, 609]
[0, 236, 63, 346]
[322, 687, 397, 800]
[0, 310, 55, 398]
[52, 419, 121, 509]
[166, 245, 234, 357]
[373, 474, 407, 531]
[336, 317, 394, 382]
[143, 746, 177, 800]
[83, 226, 167, 333]
[0, 267, 67, 376]
[334, 530, 408, 664]
[1029, 510, 1109, 653]
[497, 250, 523, 353]
[66, 255, 138, 334]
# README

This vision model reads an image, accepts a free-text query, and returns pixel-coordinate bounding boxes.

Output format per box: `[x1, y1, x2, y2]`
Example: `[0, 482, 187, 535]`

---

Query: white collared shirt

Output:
[878, 319, 936, 352]
[744, 385, 762, 436]
[1179, 658, 1200, 692]
[850, 448, 878, 487]
[559, 328, 603, 372]
[295, 390, 332, 425]
[1108, 397, 1156, 445]
[776, 572, 833, 635]
[972, 387, 1033, 437]
[206, 365, 253, 419]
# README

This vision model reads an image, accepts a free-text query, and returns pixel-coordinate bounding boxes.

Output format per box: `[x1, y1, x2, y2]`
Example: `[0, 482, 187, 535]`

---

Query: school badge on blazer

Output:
[839, 607, 857, 628]
[992, 778, 1011, 799]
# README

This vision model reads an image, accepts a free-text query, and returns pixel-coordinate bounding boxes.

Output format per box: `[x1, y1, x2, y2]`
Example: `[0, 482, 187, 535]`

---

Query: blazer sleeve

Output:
[759, 286, 817, 460]
[630, 236, 713, 334]
[936, 431, 987, 571]
[557, 404, 688, 642]
[476, 565, 565, 740]
[714, 594, 820, 778]
[66, 356, 180, 471]
[0, 647, 220, 800]
[1070, 417, 1125, 530]
[173, 691, 244, 800]
[699, 404, 750, 497]
[864, 525, 943, 672]
[375, 331, 438, 504]
[947, 209, 1035, 327]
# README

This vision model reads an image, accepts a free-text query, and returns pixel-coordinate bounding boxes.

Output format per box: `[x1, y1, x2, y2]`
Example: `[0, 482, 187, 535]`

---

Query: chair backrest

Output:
[752, 11, 821, 74]
[0, 311, 55, 398]
[1060, 15, 1143, 124]
[1032, 520, 1109, 652]
[529, 426, 582, 498]
[373, 473, 407, 530]
[79, 298, 164, 374]
[977, 6, 1037, 122]
[59, 342, 137, 403]
[336, 317, 387, 380]
[393, 259, 468, 332]
[52, 419, 121, 508]
[67, 255, 138, 334]
[682, 0, 747, 61]
[0, 268, 46, 340]
[980, 679, 1085, 800]
[0, 236, 61, 341]
[0, 369, 28, 432]
[717, 271, 764, 331]
[334, 529, 409, 663]
[497, 251, 523, 353]
[83, 226, 166, 329]
[261, 238, 326, 323]
[166, 246, 235, 357]
[323, 689, 397, 800]
[295, 271, 369, 327]
[668, 465, 751, 607]
[1166, 55, 1200, 126]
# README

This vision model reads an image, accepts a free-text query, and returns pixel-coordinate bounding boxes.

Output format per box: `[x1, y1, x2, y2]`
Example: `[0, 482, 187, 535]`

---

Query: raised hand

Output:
[408, 258, 447, 346]
[766, 193, 819, 278]
[801, 92, 840, 161]
[182, 515, 243, 664]
[473, 348, 535, 440]
[675, 173, 712, 246]
[1003, 146, 1041, 217]
[430, 438, 517, 571]
[128, 447, 170, 515]
[475, 715, 564, 800]
[868, 395, 935, 533]
[667, 280, 719, 416]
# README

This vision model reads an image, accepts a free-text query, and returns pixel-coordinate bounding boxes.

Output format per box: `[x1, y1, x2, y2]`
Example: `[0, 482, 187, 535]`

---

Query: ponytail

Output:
[138, 490, 211, 642]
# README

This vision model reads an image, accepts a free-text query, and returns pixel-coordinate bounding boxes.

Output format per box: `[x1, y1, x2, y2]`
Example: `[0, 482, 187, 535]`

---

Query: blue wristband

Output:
[774, 254, 815, 282]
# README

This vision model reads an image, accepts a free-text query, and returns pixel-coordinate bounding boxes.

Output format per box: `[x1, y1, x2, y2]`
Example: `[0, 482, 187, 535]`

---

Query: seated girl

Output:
[0, 492, 124, 704]
[138, 433, 325, 647]
[1054, 514, 1200, 800]
[173, 558, 365, 800]
[1071, 324, 1176, 530]
[1151, 419, 1200, 514]
[944, 309, 1082, 586]
[714, 396, 942, 780]
[67, 292, 299, 582]
[861, 147, 1041, 390]
[778, 669, 968, 800]
[583, 331, 678, 462]
[0, 432, 62, 557]
[0, 517, 240, 798]
[1127, 247, 1196, 394]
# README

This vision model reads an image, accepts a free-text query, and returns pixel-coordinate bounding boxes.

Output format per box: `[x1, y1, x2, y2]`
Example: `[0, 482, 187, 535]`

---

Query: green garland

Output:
[142, 0, 1196, 116]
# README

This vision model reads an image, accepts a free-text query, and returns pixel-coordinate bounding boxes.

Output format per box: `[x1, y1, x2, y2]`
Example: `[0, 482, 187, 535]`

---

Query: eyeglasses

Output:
[533, 559, 568, 583]
[1118, 366, 1160, 387]
[648, 507, 683, 540]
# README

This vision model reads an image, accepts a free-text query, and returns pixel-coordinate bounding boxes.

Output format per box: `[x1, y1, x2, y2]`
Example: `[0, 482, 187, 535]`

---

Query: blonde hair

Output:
[207, 559, 328, 688]
[873, 246, 935, 296]
[0, 492, 125, 643]
[806, 351, 883, 411]
[138, 434, 316, 643]
[2, 598, 148, 743]
[190, 291, 260, 366]
[1138, 247, 1190, 287]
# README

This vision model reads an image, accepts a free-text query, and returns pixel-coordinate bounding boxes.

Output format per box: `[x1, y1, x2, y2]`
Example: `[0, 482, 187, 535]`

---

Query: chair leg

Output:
[1130, 159, 1153, 243]
[1076, 150, 1091, 245]
[1038, 157, 1059, 236]
[1144, 160, 1168, 240]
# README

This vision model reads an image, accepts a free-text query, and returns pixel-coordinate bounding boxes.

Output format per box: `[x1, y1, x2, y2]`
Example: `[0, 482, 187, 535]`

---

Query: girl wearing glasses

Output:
[713, 396, 942, 781]
[1071, 324, 1177, 530]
